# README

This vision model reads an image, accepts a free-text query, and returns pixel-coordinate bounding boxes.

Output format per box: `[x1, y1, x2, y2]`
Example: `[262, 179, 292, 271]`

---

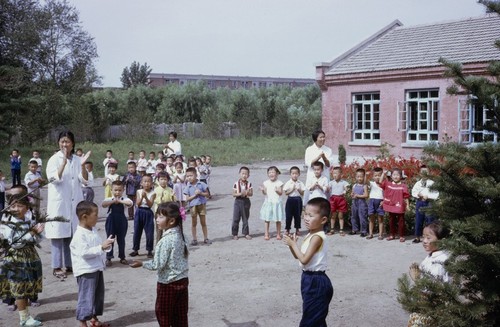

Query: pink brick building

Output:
[316, 15, 500, 159]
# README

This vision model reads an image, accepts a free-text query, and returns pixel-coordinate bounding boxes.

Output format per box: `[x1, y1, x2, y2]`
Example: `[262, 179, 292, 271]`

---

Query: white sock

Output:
[19, 308, 29, 321]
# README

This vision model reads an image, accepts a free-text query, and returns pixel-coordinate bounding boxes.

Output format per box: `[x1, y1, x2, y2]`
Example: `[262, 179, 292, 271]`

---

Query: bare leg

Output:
[264, 221, 270, 240]
[191, 214, 198, 241]
[338, 212, 344, 230]
[199, 215, 208, 240]
[368, 214, 375, 236]
[276, 222, 282, 239]
[330, 212, 338, 232]
[378, 215, 385, 237]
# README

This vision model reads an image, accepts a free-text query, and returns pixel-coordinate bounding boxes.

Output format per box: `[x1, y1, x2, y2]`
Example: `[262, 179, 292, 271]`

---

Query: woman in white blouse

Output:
[304, 130, 333, 204]
[45, 131, 90, 279]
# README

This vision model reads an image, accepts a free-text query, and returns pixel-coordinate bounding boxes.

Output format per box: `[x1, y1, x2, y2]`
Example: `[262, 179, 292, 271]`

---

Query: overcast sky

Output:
[68, 0, 488, 87]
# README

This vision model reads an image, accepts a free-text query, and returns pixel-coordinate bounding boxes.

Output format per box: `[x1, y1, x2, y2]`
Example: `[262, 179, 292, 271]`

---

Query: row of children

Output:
[231, 162, 438, 244]
[1, 185, 189, 326]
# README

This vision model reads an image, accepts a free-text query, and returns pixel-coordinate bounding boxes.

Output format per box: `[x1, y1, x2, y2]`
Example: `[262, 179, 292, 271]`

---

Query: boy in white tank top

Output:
[283, 198, 334, 326]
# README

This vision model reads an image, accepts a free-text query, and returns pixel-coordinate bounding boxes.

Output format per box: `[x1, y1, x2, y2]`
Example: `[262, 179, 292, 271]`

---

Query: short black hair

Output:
[186, 167, 197, 175]
[311, 161, 324, 170]
[425, 221, 449, 240]
[76, 201, 98, 220]
[169, 131, 178, 139]
[239, 166, 250, 173]
[85, 161, 93, 168]
[29, 160, 38, 166]
[111, 180, 123, 187]
[157, 171, 170, 180]
[311, 130, 325, 142]
[373, 167, 383, 173]
[290, 166, 301, 174]
[307, 198, 330, 220]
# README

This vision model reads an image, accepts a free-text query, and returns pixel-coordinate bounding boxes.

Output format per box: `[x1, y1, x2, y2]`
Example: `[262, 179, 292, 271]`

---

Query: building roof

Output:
[324, 15, 500, 75]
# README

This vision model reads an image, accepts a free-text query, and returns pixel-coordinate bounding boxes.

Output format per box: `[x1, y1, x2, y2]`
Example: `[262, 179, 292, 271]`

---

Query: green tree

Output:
[121, 61, 152, 89]
[397, 2, 500, 325]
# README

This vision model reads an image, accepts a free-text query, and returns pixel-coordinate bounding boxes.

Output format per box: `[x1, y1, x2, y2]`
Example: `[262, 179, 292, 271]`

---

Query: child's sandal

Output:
[339, 230, 345, 237]
[327, 229, 334, 235]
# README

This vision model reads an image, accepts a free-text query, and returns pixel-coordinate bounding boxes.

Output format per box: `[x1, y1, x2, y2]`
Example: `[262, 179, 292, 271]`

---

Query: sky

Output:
[68, 0, 488, 87]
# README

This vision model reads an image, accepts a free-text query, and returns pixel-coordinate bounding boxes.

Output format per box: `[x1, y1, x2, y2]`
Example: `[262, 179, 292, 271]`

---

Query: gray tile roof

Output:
[326, 15, 500, 75]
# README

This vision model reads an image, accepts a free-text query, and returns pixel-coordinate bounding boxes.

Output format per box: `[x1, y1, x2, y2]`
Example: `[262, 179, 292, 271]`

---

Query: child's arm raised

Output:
[101, 197, 115, 208]
[284, 234, 323, 265]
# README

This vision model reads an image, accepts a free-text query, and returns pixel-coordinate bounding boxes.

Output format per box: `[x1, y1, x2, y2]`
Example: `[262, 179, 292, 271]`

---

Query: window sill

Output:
[348, 141, 382, 147]
[401, 142, 437, 148]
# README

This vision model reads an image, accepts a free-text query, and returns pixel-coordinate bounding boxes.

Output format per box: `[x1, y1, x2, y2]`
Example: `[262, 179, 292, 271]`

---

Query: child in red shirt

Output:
[380, 168, 409, 242]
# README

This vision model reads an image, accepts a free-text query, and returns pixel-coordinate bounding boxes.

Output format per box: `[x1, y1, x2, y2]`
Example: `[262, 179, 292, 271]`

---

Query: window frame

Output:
[345, 92, 381, 144]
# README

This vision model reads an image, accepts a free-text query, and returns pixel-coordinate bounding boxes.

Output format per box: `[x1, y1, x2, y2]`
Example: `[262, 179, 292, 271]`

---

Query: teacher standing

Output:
[45, 131, 90, 279]
[304, 130, 333, 204]
[163, 131, 182, 157]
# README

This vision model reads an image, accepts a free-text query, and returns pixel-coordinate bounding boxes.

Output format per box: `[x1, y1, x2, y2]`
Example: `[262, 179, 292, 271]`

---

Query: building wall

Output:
[319, 67, 476, 159]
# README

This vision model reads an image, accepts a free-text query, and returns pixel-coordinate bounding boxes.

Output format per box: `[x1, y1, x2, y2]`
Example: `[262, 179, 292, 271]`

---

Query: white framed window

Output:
[345, 92, 380, 142]
[400, 89, 440, 143]
[459, 98, 497, 144]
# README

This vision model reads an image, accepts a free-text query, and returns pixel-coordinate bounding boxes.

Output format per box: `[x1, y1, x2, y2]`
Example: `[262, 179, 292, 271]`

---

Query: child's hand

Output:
[283, 234, 297, 247]
[33, 223, 44, 234]
[102, 235, 115, 250]
[409, 262, 420, 281]
[129, 260, 143, 268]
[195, 189, 201, 195]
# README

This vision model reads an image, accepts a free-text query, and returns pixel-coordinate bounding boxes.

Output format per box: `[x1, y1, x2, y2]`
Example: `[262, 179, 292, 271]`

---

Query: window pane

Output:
[355, 132, 362, 139]
[374, 133, 380, 139]
[430, 90, 439, 98]
[419, 134, 428, 141]
[364, 133, 371, 139]
[355, 94, 362, 101]
[409, 92, 418, 99]
[419, 91, 428, 98]
[373, 93, 380, 100]
[409, 133, 417, 140]
[430, 134, 438, 141]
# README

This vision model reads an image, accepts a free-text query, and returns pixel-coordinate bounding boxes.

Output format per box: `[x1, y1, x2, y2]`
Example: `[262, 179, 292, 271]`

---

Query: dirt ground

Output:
[1, 160, 422, 327]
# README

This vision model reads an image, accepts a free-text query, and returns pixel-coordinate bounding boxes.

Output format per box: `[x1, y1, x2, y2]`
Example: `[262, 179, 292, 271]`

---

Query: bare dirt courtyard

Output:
[1, 160, 422, 327]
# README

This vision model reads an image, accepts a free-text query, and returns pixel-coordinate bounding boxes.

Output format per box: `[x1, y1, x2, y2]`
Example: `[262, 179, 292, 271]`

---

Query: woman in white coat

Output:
[45, 131, 90, 279]
[304, 130, 333, 204]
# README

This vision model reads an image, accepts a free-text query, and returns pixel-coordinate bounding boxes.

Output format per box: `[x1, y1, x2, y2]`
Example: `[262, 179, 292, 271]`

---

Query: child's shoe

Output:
[20, 316, 42, 326]
[204, 239, 212, 245]
[129, 250, 139, 257]
[147, 251, 153, 258]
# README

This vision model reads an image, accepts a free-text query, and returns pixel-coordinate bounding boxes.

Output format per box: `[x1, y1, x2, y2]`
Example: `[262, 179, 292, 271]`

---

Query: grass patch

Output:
[0, 137, 309, 180]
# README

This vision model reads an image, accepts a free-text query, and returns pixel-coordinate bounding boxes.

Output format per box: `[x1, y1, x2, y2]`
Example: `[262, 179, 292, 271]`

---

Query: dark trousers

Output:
[133, 207, 154, 252]
[389, 212, 405, 237]
[232, 198, 251, 236]
[300, 271, 333, 327]
[156, 278, 189, 327]
[285, 196, 302, 230]
[414, 200, 434, 237]
[11, 169, 21, 187]
[127, 194, 137, 219]
[0, 192, 4, 211]
[105, 216, 128, 260]
[76, 271, 105, 321]
[351, 198, 368, 233]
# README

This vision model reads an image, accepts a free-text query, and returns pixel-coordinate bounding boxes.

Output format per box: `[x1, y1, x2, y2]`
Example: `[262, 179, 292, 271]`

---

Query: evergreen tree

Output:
[397, 2, 500, 326]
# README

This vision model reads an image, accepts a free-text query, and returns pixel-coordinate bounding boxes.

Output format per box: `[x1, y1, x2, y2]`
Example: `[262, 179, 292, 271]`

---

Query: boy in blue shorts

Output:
[184, 167, 211, 245]
[367, 167, 385, 239]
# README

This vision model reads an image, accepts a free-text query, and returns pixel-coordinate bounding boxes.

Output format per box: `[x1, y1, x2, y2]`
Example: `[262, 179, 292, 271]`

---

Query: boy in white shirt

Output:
[30, 150, 42, 174]
[327, 166, 349, 236]
[70, 201, 114, 327]
[306, 161, 328, 201]
[24, 160, 45, 213]
[284, 166, 305, 237]
[411, 165, 439, 243]
[367, 167, 385, 239]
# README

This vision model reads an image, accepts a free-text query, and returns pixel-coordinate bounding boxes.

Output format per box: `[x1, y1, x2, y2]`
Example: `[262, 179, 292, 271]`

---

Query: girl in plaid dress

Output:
[131, 202, 189, 327]
[0, 194, 44, 326]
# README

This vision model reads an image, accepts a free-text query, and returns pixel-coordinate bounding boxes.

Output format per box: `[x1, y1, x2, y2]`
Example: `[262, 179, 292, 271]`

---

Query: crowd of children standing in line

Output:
[232, 162, 439, 246]
[0, 140, 211, 326]
[1, 132, 442, 326]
